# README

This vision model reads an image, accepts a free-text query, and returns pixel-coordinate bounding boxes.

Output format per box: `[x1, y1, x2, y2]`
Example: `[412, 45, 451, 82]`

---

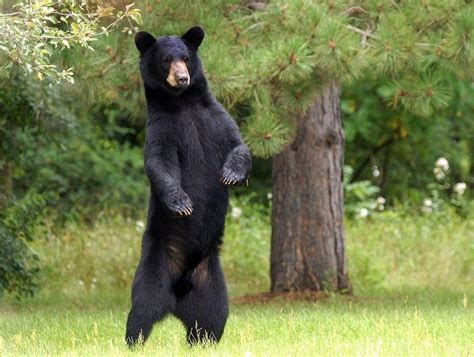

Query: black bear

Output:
[125, 26, 252, 346]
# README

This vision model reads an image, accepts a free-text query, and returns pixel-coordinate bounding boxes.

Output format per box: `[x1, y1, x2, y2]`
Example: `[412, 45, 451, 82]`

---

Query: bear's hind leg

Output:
[174, 254, 229, 345]
[125, 249, 176, 347]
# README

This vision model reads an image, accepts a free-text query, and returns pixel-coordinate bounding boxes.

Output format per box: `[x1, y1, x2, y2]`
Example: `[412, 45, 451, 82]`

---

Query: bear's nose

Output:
[177, 75, 189, 86]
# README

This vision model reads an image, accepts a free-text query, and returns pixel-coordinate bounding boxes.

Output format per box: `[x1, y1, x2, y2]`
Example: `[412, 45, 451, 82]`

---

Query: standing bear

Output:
[125, 26, 251, 346]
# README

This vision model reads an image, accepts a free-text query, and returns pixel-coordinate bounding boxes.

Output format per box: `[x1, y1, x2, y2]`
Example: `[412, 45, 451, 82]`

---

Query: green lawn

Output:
[1, 290, 472, 356]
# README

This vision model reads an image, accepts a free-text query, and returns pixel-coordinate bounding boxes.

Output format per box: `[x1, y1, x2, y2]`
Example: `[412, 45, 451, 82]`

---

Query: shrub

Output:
[0, 192, 46, 298]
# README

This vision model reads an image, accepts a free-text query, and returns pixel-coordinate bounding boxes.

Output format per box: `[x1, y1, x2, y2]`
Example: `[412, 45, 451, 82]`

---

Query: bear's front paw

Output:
[220, 167, 249, 187]
[167, 193, 193, 217]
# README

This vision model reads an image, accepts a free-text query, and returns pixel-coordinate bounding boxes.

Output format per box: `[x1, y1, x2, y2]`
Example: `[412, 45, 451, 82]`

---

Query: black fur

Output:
[125, 26, 252, 347]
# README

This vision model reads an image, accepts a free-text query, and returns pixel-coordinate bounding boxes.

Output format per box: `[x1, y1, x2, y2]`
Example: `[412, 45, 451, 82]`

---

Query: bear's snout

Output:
[167, 60, 190, 88]
[177, 74, 189, 86]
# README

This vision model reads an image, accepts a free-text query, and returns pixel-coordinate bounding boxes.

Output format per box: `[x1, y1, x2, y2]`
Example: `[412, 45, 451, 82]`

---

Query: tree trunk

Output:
[270, 81, 351, 293]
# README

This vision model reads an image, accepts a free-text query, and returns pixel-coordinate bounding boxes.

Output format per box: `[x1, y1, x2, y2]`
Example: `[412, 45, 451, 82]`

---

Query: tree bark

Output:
[270, 81, 351, 293]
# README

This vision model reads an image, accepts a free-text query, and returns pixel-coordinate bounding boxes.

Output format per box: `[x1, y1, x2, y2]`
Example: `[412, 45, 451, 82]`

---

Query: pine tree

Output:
[83, 0, 473, 293]
[222, 0, 473, 293]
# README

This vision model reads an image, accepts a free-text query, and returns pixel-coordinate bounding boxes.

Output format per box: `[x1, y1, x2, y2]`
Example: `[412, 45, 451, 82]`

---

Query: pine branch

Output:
[346, 24, 431, 49]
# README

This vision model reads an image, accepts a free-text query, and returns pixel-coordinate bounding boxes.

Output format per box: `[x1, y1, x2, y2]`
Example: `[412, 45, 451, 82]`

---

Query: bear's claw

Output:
[222, 177, 236, 185]
[176, 204, 193, 216]
[167, 193, 193, 218]
[176, 206, 192, 217]
[220, 168, 248, 187]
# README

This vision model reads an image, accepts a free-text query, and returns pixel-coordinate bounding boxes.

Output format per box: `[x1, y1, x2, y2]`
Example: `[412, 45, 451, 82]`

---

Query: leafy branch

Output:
[0, 1, 141, 83]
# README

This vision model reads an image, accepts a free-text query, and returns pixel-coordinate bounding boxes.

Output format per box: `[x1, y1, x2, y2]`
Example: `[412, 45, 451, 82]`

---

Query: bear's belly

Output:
[148, 183, 228, 244]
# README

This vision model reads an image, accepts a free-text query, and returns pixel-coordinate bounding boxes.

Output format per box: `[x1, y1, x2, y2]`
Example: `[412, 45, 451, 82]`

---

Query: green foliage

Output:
[343, 165, 381, 217]
[0, 73, 70, 299]
[370, 12, 418, 75]
[312, 16, 362, 78]
[243, 107, 293, 159]
[0, 0, 141, 82]
[0, 0, 141, 299]
[377, 71, 452, 117]
[342, 78, 473, 201]
[0, 191, 46, 298]
[2, 74, 146, 220]
[231, 0, 473, 156]
[20, 124, 147, 221]
[0, 110, 146, 298]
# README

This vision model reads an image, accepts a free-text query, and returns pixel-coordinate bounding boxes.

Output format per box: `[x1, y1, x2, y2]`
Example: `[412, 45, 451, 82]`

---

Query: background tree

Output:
[224, 0, 473, 293]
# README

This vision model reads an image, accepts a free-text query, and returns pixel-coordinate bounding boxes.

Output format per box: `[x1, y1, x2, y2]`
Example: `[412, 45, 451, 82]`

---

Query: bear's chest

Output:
[176, 107, 228, 169]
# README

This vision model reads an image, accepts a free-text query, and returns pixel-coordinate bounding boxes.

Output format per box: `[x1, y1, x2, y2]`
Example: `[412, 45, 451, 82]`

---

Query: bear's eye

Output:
[183, 55, 189, 62]
[162, 57, 172, 64]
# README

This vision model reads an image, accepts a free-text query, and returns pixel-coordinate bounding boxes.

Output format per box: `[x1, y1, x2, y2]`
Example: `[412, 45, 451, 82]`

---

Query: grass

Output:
[1, 199, 473, 355]
[346, 210, 474, 295]
[1, 290, 473, 356]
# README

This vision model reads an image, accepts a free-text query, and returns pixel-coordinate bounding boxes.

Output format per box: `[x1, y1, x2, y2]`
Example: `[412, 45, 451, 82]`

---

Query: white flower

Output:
[423, 198, 433, 207]
[435, 157, 449, 171]
[267, 192, 273, 200]
[372, 166, 380, 178]
[358, 208, 369, 218]
[453, 182, 467, 195]
[433, 167, 446, 181]
[375, 196, 385, 211]
[422, 199, 434, 213]
[135, 220, 145, 231]
[231, 207, 242, 219]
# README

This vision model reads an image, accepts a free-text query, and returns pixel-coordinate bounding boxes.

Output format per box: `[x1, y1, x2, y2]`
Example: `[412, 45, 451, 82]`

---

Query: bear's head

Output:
[135, 26, 205, 95]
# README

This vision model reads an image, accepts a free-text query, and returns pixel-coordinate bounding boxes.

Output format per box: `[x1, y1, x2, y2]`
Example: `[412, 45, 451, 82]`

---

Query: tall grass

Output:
[347, 211, 474, 296]
[31, 198, 473, 298]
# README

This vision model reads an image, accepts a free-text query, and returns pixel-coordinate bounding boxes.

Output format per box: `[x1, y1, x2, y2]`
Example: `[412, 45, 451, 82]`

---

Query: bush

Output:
[19, 124, 147, 222]
[0, 80, 147, 297]
[343, 165, 383, 218]
[0, 192, 46, 298]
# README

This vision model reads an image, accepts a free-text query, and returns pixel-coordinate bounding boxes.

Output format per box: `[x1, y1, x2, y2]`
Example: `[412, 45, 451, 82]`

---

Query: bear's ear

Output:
[135, 31, 156, 53]
[181, 26, 205, 49]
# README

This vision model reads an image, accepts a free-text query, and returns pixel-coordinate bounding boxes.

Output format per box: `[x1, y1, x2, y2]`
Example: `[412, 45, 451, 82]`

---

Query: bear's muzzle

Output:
[167, 60, 190, 88]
